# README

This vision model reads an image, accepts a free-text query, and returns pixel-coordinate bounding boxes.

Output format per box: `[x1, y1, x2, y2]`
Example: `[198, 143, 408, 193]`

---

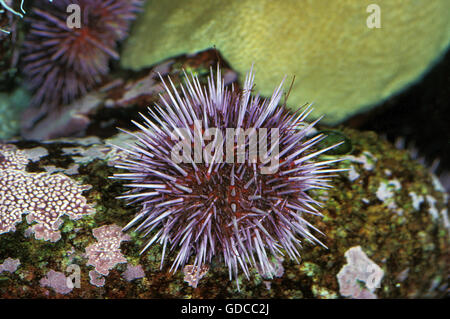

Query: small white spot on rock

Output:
[376, 179, 401, 202]
[425, 195, 439, 220]
[409, 192, 424, 211]
[345, 151, 377, 171]
[348, 165, 360, 182]
[23, 147, 49, 162]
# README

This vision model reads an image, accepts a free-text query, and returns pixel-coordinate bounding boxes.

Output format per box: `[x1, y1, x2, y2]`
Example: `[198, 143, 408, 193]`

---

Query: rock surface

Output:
[0, 124, 447, 298]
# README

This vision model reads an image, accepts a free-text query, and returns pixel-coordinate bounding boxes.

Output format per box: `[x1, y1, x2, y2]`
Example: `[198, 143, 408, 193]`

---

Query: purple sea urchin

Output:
[22, 0, 141, 111]
[114, 67, 343, 285]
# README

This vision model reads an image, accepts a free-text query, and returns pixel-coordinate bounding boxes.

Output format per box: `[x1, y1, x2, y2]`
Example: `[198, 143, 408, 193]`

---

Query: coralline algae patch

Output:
[0, 142, 100, 297]
[336, 246, 384, 299]
[39, 269, 73, 295]
[0, 145, 94, 241]
[0, 258, 20, 274]
[85, 224, 130, 279]
[0, 144, 29, 170]
[183, 265, 210, 289]
[60, 132, 134, 167]
[0, 138, 146, 297]
[122, 264, 145, 282]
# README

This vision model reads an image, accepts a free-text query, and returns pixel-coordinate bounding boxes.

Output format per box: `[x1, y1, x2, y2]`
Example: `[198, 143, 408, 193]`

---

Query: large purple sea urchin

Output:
[114, 67, 343, 285]
[22, 0, 141, 111]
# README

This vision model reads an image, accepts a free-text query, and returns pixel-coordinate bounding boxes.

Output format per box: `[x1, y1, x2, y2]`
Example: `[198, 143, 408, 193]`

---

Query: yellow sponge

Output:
[121, 0, 450, 124]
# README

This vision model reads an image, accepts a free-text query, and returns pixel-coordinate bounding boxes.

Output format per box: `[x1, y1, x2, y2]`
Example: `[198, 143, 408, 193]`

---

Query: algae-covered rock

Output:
[121, 0, 450, 124]
[0, 124, 447, 298]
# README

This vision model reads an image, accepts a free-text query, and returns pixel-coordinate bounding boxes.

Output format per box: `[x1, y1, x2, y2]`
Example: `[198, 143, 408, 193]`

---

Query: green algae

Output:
[0, 88, 30, 139]
[314, 130, 353, 155]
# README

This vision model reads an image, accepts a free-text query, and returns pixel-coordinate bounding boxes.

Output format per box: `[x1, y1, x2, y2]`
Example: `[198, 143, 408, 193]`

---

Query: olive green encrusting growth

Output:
[121, 0, 450, 124]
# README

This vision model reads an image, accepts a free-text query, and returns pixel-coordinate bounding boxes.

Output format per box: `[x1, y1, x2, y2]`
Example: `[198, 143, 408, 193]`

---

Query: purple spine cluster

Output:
[114, 66, 342, 284]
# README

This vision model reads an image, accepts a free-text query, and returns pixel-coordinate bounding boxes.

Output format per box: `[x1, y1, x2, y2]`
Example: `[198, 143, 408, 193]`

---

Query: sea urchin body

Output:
[22, 0, 142, 111]
[114, 66, 342, 285]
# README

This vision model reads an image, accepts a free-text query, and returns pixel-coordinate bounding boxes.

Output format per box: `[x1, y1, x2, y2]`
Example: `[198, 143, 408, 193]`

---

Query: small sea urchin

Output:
[22, 0, 141, 111]
[114, 66, 343, 285]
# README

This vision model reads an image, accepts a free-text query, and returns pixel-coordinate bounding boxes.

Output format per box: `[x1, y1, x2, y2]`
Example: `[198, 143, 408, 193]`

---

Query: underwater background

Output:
[0, 0, 448, 298]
